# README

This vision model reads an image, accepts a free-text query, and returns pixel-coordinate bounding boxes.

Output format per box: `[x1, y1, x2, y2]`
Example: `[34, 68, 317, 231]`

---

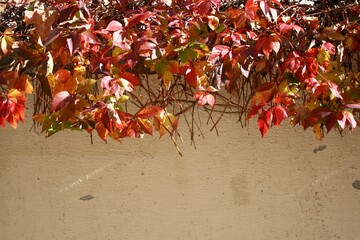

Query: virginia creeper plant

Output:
[0, 0, 359, 150]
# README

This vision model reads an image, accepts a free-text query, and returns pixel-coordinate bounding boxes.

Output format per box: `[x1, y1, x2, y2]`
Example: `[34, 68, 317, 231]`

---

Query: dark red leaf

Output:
[325, 112, 338, 133]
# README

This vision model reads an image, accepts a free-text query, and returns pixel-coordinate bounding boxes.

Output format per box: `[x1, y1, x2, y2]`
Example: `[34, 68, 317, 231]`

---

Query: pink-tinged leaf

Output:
[112, 31, 132, 51]
[344, 111, 357, 130]
[211, 0, 221, 9]
[205, 94, 215, 107]
[118, 78, 134, 92]
[279, 23, 292, 34]
[209, 45, 230, 62]
[326, 81, 343, 99]
[271, 0, 282, 6]
[67, 38, 73, 54]
[162, 0, 172, 6]
[337, 112, 346, 129]
[279, 23, 304, 35]
[269, 7, 278, 22]
[194, 92, 215, 107]
[81, 31, 99, 44]
[137, 106, 164, 119]
[100, 76, 112, 89]
[304, 77, 320, 89]
[272, 41, 280, 54]
[247, 31, 257, 40]
[284, 51, 303, 73]
[105, 20, 123, 31]
[293, 25, 304, 34]
[272, 106, 288, 127]
[321, 42, 336, 55]
[137, 41, 157, 53]
[344, 103, 360, 109]
[259, 0, 269, 18]
[51, 91, 71, 112]
[247, 104, 265, 120]
[257, 108, 272, 137]
[207, 16, 219, 31]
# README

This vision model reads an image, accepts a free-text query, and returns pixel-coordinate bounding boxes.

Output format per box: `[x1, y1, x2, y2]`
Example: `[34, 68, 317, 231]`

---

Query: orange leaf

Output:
[137, 106, 164, 119]
[0, 89, 26, 128]
[138, 118, 153, 135]
[256, 34, 280, 59]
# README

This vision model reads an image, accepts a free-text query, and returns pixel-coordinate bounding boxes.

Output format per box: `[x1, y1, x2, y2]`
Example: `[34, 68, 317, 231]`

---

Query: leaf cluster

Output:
[0, 0, 359, 148]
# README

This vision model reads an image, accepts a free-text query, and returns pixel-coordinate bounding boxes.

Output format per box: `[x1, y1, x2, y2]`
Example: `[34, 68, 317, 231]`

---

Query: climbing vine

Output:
[0, 0, 359, 149]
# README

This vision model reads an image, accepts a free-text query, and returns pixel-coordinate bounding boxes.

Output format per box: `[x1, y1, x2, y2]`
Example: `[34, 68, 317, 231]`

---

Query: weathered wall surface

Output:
[0, 111, 359, 240]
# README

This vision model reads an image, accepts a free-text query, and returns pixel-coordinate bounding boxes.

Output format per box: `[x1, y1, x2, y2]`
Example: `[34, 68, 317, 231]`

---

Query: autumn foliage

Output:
[0, 0, 359, 144]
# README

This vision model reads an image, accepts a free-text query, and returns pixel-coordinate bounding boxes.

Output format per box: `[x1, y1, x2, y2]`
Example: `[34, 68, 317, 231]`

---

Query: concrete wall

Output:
[0, 110, 359, 240]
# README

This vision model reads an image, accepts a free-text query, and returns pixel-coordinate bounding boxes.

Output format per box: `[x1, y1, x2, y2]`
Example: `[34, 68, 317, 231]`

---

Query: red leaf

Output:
[125, 12, 150, 28]
[279, 23, 304, 35]
[272, 106, 288, 127]
[257, 108, 272, 137]
[283, 51, 304, 74]
[344, 111, 357, 130]
[51, 91, 71, 112]
[180, 65, 198, 88]
[245, 0, 259, 20]
[256, 34, 280, 59]
[118, 72, 140, 86]
[247, 104, 265, 120]
[137, 106, 164, 119]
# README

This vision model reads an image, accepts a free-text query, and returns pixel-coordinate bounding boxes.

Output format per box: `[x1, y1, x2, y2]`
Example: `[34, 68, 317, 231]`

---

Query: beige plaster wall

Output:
[0, 109, 360, 240]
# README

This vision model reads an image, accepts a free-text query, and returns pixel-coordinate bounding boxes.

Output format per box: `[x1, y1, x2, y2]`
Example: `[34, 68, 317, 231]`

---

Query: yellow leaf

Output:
[154, 112, 178, 138]
[163, 71, 174, 88]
